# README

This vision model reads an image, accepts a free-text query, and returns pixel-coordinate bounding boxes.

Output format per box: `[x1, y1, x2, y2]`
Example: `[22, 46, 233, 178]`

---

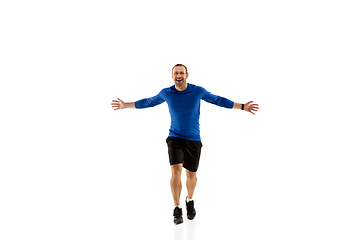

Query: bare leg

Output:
[170, 164, 183, 206]
[186, 169, 197, 199]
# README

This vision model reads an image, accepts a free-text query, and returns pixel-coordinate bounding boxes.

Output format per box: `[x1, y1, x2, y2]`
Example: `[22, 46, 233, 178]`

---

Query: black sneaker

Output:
[185, 196, 196, 220]
[173, 206, 183, 225]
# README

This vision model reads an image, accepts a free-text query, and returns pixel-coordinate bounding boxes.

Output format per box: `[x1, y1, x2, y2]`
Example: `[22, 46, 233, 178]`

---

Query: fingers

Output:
[245, 102, 259, 115]
[112, 104, 120, 110]
[111, 100, 119, 110]
[111, 98, 126, 110]
[112, 99, 120, 109]
[248, 102, 259, 114]
[245, 105, 259, 110]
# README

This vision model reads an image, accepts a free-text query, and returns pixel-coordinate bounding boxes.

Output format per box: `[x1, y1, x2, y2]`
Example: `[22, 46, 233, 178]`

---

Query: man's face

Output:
[172, 66, 188, 88]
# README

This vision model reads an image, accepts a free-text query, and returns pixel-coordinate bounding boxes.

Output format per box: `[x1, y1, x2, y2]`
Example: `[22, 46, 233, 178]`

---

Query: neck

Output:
[175, 82, 188, 92]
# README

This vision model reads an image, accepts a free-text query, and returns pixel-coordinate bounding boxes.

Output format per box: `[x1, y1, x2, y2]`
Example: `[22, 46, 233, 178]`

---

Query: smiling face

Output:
[172, 66, 189, 91]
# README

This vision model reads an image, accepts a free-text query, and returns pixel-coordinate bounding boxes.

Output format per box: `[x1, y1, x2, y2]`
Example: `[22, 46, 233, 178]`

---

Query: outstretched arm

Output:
[199, 87, 259, 115]
[111, 90, 165, 110]
[233, 101, 259, 115]
[111, 98, 135, 110]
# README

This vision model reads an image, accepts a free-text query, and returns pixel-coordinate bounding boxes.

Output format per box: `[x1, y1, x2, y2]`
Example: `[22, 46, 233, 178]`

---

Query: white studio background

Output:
[1, 0, 359, 239]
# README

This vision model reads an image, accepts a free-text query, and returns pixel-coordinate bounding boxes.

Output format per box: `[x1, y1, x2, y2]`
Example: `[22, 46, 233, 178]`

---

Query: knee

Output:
[187, 173, 197, 181]
[171, 169, 182, 179]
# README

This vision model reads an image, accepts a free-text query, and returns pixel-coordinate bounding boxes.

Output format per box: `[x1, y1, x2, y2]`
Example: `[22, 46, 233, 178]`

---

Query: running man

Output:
[111, 64, 259, 224]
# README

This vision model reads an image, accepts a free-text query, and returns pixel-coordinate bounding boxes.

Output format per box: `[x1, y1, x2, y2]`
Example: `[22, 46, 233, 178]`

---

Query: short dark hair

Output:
[172, 64, 188, 74]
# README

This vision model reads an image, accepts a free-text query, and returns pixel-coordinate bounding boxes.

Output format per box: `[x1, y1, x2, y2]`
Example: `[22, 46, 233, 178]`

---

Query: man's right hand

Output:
[111, 98, 135, 110]
[111, 98, 126, 110]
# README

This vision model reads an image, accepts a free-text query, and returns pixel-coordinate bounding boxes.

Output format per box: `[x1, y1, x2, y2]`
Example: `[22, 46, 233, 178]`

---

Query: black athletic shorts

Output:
[166, 136, 203, 172]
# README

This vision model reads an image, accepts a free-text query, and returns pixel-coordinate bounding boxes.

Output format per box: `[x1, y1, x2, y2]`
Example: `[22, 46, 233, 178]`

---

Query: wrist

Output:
[125, 102, 135, 109]
[233, 102, 244, 110]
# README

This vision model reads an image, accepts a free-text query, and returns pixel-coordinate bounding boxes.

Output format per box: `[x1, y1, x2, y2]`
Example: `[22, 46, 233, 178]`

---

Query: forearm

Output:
[124, 102, 135, 109]
[232, 102, 244, 110]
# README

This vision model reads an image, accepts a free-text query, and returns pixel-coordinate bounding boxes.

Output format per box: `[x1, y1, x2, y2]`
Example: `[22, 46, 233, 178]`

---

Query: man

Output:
[111, 64, 259, 225]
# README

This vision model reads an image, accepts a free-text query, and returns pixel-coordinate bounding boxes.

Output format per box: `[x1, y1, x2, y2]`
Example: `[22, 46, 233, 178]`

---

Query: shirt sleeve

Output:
[200, 87, 234, 109]
[134, 89, 166, 109]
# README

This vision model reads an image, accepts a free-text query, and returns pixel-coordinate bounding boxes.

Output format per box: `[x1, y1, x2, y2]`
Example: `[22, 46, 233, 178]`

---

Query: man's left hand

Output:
[244, 101, 259, 115]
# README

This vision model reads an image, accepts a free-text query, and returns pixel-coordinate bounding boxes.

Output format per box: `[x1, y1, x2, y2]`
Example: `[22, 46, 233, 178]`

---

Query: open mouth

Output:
[176, 79, 182, 83]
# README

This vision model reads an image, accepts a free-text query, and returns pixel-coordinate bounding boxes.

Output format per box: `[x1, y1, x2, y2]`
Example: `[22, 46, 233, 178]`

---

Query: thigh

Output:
[166, 137, 185, 166]
[183, 140, 202, 172]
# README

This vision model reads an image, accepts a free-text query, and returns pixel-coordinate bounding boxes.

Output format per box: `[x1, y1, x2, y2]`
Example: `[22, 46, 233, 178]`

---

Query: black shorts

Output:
[166, 136, 203, 172]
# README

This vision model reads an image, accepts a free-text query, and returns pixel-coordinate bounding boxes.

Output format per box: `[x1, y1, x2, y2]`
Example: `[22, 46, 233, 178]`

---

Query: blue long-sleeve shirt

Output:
[135, 83, 234, 141]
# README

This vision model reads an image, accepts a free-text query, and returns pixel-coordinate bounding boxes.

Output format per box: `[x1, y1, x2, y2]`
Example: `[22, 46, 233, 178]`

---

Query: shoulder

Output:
[158, 86, 174, 97]
[192, 84, 208, 94]
[160, 86, 173, 93]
